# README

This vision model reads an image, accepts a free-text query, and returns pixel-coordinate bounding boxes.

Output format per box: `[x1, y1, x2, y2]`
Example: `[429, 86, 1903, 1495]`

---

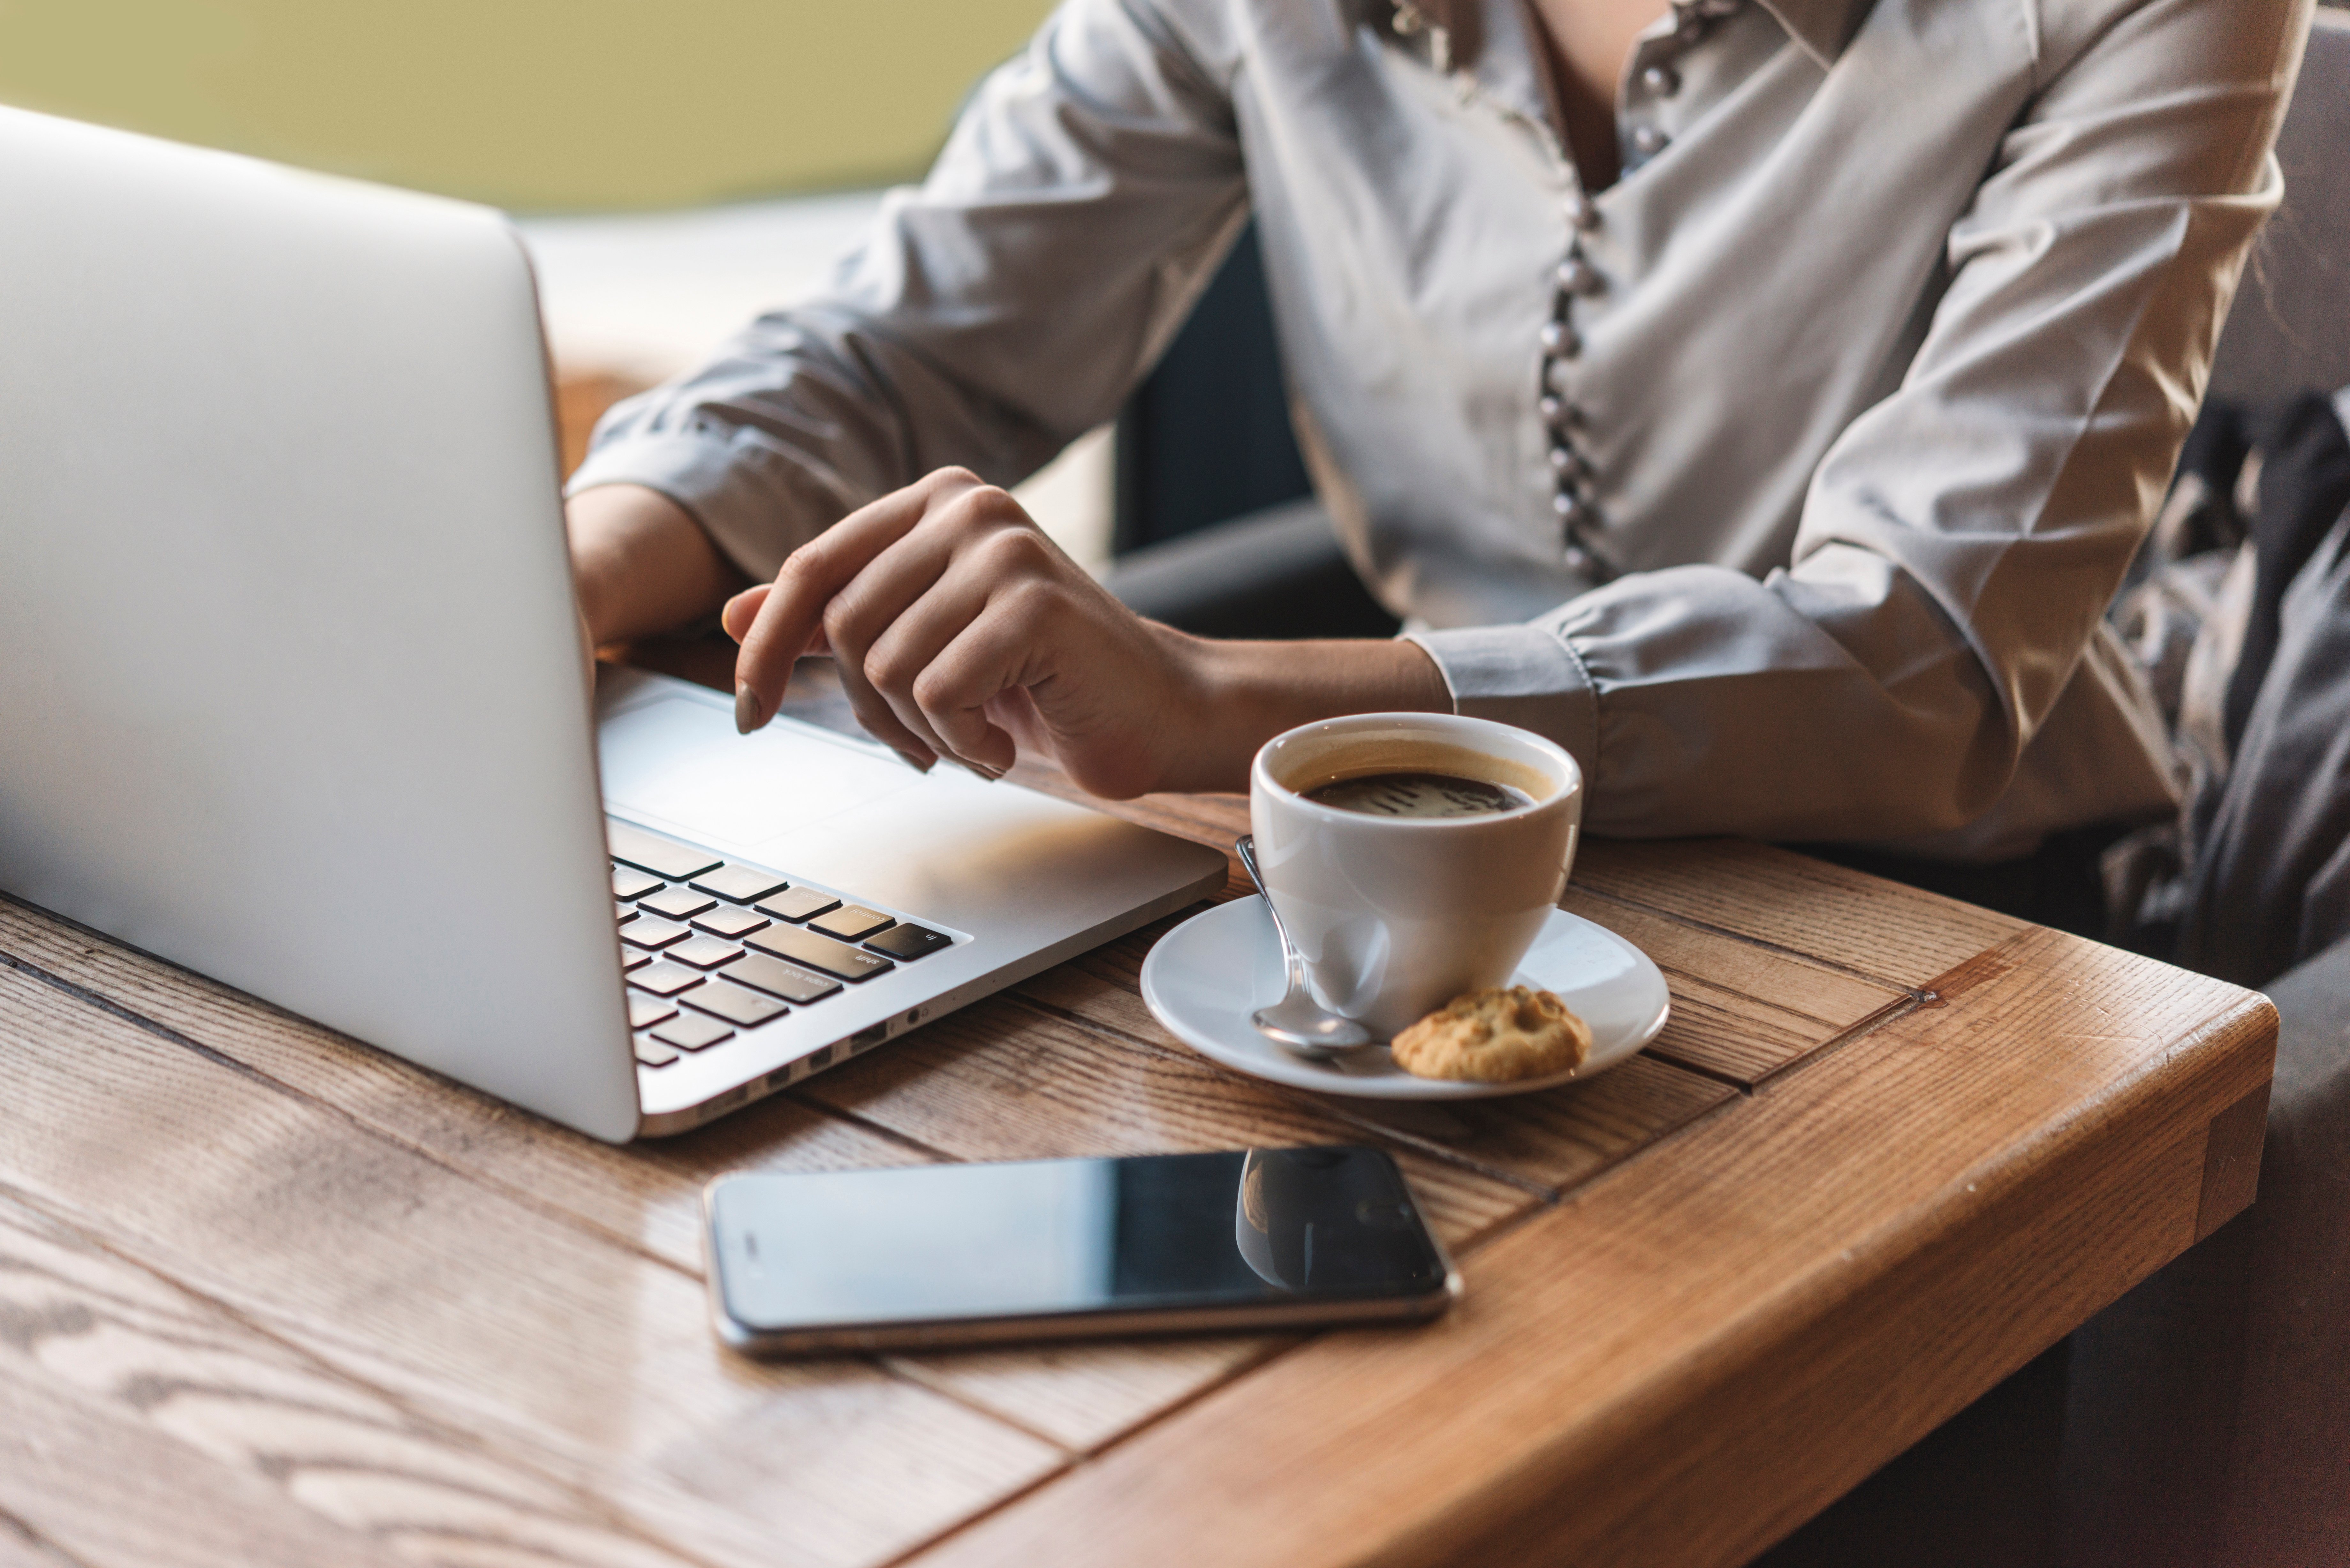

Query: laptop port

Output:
[850, 1023, 889, 1053]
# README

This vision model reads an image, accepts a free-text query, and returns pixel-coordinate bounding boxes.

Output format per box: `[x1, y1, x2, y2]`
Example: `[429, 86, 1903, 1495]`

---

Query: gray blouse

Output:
[571, 0, 2310, 857]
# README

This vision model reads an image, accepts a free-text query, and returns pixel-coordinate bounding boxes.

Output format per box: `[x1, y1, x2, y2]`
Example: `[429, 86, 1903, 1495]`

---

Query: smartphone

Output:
[704, 1145, 1460, 1355]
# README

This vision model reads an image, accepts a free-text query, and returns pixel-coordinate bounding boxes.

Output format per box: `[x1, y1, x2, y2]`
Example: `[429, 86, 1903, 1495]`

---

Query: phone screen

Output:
[707, 1146, 1449, 1345]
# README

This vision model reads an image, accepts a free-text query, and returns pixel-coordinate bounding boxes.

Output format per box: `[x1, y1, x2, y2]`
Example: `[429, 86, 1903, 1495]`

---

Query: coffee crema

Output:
[1301, 771, 1532, 819]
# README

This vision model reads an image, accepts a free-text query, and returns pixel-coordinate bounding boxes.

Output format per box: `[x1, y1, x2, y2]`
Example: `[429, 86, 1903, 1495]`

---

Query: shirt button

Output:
[1538, 394, 1573, 427]
[1555, 256, 1599, 295]
[1547, 445, 1585, 478]
[1628, 124, 1671, 158]
[1640, 63, 1680, 97]
[1562, 188, 1599, 231]
[1563, 543, 1595, 574]
[1538, 320, 1580, 356]
[1551, 490, 1587, 521]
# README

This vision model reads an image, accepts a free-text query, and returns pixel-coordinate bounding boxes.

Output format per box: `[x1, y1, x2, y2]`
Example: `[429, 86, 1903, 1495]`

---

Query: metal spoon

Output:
[1235, 834, 1375, 1058]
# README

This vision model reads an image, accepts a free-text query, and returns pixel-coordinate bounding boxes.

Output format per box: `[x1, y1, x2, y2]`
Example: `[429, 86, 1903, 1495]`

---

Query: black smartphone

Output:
[703, 1145, 1459, 1355]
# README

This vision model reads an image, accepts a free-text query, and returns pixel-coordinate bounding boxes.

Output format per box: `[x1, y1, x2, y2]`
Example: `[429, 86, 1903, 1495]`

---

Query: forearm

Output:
[1160, 631, 1452, 794]
[567, 483, 746, 646]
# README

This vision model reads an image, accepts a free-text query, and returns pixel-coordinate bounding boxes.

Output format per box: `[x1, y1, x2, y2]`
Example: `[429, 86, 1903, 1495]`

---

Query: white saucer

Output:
[1139, 900, 1671, 1099]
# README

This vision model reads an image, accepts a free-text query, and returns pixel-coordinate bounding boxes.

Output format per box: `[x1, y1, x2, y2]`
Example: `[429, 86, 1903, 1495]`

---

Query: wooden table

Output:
[0, 654, 2276, 1568]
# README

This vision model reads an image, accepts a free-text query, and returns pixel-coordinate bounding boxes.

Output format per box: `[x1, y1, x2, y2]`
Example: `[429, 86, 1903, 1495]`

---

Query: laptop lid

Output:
[0, 107, 641, 1140]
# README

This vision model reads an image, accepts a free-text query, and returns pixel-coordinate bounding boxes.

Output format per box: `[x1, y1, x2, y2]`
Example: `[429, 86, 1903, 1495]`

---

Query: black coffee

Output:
[1302, 771, 1531, 819]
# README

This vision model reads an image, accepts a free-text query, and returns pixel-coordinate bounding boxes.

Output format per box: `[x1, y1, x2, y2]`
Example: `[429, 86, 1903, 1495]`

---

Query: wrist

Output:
[1160, 630, 1453, 793]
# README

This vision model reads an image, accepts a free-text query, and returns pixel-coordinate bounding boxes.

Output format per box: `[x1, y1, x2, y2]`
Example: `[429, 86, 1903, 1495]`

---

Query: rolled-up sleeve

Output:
[1416, 0, 2305, 846]
[568, 0, 1249, 580]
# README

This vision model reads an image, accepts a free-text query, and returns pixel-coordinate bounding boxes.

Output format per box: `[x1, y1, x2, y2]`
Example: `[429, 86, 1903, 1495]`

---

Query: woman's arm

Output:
[1410, 0, 2308, 847]
[724, 467, 1448, 795]
[567, 0, 1254, 639]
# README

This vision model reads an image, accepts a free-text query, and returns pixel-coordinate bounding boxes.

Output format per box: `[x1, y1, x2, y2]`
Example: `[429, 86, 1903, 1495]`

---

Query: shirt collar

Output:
[1753, 0, 1875, 69]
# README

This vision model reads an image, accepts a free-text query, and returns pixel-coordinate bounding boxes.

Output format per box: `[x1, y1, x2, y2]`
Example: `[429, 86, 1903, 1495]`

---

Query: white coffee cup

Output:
[1248, 712, 1583, 1038]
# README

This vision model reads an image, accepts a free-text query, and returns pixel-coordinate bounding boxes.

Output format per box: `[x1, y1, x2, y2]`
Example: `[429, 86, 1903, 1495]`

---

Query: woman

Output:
[567, 0, 2307, 859]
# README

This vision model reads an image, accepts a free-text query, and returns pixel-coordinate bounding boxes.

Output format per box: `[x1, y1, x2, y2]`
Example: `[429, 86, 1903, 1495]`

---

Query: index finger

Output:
[733, 469, 978, 729]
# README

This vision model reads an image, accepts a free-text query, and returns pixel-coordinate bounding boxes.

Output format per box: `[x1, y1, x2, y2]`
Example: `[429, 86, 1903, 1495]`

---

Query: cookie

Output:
[1390, 985, 1591, 1082]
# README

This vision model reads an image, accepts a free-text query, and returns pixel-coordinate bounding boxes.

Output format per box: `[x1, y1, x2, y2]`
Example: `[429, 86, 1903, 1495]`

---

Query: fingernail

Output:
[893, 747, 935, 774]
[954, 758, 1004, 783]
[734, 684, 761, 735]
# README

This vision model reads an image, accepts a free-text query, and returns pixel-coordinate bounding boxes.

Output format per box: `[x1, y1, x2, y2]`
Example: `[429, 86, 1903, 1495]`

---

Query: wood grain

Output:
[1012, 906, 1741, 1194]
[792, 997, 1534, 1246]
[0, 900, 1305, 1457]
[1556, 888, 1910, 1029]
[0, 1188, 691, 1568]
[0, 668, 2274, 1568]
[0, 1353, 408, 1568]
[1571, 838, 2028, 989]
[885, 1334, 1294, 1458]
[0, 955, 1063, 1568]
[0, 898, 919, 1275]
[906, 926, 2276, 1568]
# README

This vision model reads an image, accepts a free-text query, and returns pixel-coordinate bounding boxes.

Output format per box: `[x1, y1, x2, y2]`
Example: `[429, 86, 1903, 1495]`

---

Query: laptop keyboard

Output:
[607, 818, 955, 1070]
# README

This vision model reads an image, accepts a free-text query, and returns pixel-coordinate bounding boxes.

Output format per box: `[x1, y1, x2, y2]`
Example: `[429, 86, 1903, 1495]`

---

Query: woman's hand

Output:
[725, 468, 1451, 797]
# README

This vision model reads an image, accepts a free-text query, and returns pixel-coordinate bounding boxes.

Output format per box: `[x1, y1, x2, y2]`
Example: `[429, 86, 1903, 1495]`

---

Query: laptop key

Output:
[627, 994, 678, 1029]
[682, 978, 787, 1028]
[667, 934, 744, 970]
[628, 960, 705, 997]
[754, 886, 841, 923]
[747, 923, 895, 982]
[866, 922, 954, 961]
[639, 886, 718, 922]
[728, 952, 843, 1004]
[620, 916, 690, 950]
[611, 865, 663, 901]
[633, 1037, 679, 1068]
[692, 905, 769, 940]
[615, 902, 638, 925]
[810, 904, 894, 942]
[691, 864, 792, 904]
[622, 950, 652, 972]
[651, 1012, 734, 1052]
[607, 820, 723, 882]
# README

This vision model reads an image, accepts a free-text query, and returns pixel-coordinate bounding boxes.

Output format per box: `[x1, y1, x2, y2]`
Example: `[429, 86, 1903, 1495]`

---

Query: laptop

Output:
[0, 106, 1228, 1142]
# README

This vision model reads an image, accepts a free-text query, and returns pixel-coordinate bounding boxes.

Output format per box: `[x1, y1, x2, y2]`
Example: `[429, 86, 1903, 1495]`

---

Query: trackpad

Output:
[597, 696, 918, 849]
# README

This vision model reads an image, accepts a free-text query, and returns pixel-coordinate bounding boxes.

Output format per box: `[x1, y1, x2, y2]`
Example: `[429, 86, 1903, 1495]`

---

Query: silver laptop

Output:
[0, 106, 1226, 1142]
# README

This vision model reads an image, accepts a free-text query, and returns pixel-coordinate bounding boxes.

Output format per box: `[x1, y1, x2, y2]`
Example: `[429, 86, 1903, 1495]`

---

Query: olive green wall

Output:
[0, 0, 1057, 211]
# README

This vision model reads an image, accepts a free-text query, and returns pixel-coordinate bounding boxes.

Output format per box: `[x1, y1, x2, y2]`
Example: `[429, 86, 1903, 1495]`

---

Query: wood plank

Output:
[0, 957, 1063, 1568]
[1314, 1055, 1738, 1196]
[0, 897, 920, 1276]
[0, 900, 1431, 1464]
[0, 1188, 692, 1568]
[906, 926, 2275, 1568]
[885, 1335, 1293, 1458]
[1557, 888, 1909, 1028]
[0, 1352, 407, 1568]
[1019, 886, 1881, 1090]
[1014, 912, 1739, 1194]
[0, 901, 1351, 1460]
[1570, 838, 2028, 989]
[792, 998, 1535, 1247]
[1642, 972, 1857, 1085]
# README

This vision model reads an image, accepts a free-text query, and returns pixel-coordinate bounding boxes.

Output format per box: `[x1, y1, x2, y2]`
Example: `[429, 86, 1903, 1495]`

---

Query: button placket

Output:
[1621, 0, 1746, 173]
[1540, 185, 1611, 581]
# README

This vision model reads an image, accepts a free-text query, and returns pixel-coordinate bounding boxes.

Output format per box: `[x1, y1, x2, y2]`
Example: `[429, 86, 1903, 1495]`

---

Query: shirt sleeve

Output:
[1412, 0, 2307, 847]
[566, 0, 1248, 581]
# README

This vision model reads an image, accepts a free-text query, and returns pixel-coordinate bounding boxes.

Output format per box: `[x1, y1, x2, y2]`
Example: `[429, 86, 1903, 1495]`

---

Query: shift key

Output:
[745, 923, 894, 982]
